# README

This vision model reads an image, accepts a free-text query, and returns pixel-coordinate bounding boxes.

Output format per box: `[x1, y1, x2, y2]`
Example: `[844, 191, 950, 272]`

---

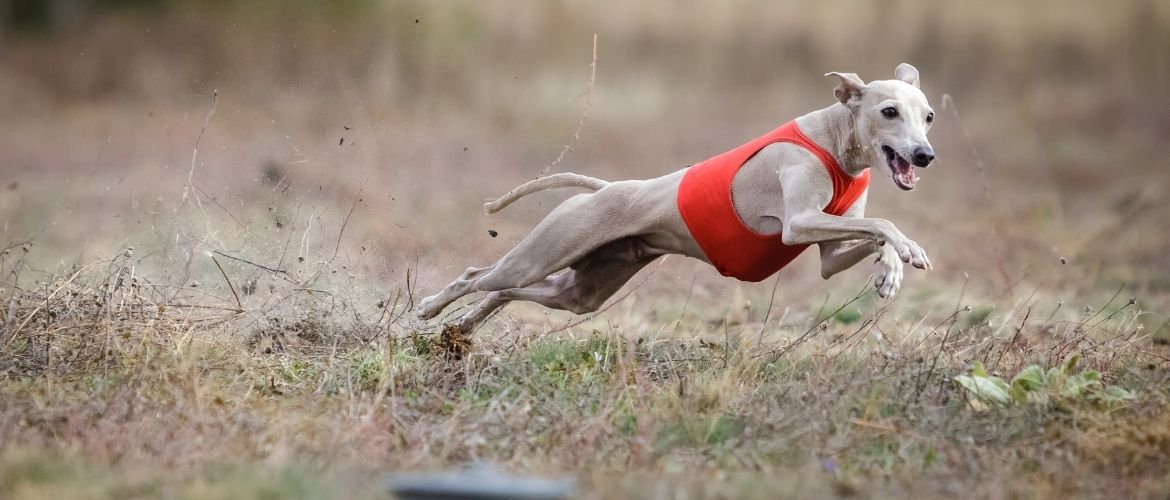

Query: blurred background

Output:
[1, 0, 1169, 326]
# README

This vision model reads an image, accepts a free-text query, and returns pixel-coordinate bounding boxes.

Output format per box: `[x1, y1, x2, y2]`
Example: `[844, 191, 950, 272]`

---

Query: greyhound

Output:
[418, 63, 936, 333]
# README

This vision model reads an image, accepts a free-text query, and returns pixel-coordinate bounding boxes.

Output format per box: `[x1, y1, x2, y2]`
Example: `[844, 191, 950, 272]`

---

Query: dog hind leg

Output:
[454, 238, 661, 332]
[418, 186, 642, 320]
[416, 265, 494, 320]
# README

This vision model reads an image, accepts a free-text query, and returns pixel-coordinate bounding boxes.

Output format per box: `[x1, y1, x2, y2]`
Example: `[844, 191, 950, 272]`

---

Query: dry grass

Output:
[1, 249, 1168, 498]
[2, 1, 1170, 498]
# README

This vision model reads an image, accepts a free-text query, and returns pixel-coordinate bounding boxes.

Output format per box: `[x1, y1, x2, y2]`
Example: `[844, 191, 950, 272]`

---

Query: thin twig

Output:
[276, 200, 303, 274]
[332, 181, 366, 262]
[992, 307, 1030, 372]
[1052, 284, 1125, 360]
[912, 303, 969, 402]
[756, 273, 782, 350]
[211, 250, 297, 284]
[539, 34, 598, 177]
[4, 264, 93, 347]
[757, 280, 871, 360]
[193, 185, 247, 230]
[675, 275, 697, 328]
[210, 255, 244, 312]
[828, 306, 889, 360]
[182, 89, 218, 204]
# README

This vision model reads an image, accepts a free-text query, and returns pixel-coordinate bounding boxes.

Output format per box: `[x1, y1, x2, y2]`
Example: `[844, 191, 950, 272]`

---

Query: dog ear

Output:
[895, 63, 920, 88]
[825, 72, 866, 107]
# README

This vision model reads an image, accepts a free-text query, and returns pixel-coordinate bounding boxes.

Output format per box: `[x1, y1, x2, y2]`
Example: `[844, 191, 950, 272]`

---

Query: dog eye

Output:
[881, 107, 899, 119]
[926, 112, 934, 124]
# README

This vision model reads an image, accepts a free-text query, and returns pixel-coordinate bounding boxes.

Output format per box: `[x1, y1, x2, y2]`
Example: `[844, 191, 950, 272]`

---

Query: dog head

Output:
[826, 63, 935, 191]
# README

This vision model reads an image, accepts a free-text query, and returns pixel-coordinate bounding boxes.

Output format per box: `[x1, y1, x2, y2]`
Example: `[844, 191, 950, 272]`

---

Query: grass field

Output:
[1, 255, 1167, 498]
[2, 1, 1170, 498]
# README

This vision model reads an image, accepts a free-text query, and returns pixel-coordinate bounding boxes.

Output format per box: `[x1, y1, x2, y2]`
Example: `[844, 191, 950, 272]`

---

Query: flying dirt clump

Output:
[436, 323, 472, 361]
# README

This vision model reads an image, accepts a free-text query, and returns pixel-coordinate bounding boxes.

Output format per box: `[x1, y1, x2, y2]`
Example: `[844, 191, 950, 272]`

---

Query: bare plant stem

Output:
[540, 34, 598, 177]
[210, 255, 244, 312]
[332, 182, 366, 262]
[992, 307, 1030, 372]
[756, 273, 782, 350]
[759, 280, 870, 361]
[182, 90, 218, 205]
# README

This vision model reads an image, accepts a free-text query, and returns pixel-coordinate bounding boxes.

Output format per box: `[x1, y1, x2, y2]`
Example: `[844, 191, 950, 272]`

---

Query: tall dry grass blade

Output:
[540, 34, 598, 178]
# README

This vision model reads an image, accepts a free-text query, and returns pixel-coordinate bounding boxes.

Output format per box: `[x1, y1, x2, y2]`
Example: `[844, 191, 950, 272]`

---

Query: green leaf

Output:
[1009, 365, 1048, 403]
[1011, 365, 1046, 390]
[1061, 354, 1080, 374]
[955, 374, 1011, 406]
[1079, 369, 1101, 382]
[971, 361, 990, 378]
[1061, 370, 1102, 398]
[1009, 384, 1027, 404]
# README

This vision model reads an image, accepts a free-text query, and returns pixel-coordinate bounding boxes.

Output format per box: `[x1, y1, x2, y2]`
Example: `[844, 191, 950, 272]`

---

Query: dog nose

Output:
[911, 146, 935, 167]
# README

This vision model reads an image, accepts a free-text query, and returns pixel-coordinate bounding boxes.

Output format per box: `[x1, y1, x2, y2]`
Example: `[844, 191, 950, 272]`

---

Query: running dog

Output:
[419, 63, 936, 332]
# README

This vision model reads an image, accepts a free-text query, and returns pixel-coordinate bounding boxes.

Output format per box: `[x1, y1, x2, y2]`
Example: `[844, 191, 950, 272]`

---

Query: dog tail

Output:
[484, 173, 609, 214]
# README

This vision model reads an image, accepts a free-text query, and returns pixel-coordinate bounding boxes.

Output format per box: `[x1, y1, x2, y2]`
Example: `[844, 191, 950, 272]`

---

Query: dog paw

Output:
[416, 296, 442, 320]
[874, 245, 903, 299]
[888, 237, 931, 270]
[907, 240, 931, 270]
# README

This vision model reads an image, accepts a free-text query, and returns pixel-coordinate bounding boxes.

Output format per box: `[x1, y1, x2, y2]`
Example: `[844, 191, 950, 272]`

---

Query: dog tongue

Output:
[886, 148, 918, 189]
[896, 168, 918, 188]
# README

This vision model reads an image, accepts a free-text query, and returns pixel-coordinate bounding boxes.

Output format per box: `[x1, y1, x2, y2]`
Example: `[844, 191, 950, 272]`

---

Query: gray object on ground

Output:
[385, 462, 575, 500]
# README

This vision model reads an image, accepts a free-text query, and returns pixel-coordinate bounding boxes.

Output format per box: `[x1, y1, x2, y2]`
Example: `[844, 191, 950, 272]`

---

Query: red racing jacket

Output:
[677, 120, 871, 282]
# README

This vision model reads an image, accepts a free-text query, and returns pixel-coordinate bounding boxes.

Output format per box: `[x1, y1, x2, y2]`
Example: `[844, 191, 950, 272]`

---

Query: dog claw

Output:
[896, 247, 910, 263]
[900, 240, 929, 270]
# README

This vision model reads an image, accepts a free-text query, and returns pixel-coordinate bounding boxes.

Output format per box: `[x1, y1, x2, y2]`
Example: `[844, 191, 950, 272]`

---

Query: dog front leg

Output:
[782, 211, 931, 270]
[818, 239, 878, 279]
[818, 239, 907, 298]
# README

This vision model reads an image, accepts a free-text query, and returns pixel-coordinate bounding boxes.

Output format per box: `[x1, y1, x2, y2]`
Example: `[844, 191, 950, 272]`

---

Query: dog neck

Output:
[794, 103, 870, 178]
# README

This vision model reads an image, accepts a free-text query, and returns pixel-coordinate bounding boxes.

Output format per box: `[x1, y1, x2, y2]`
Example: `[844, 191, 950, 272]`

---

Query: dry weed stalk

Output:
[540, 33, 599, 178]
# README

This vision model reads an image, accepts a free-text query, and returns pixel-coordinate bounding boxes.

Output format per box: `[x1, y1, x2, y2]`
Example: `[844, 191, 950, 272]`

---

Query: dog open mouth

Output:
[882, 145, 919, 191]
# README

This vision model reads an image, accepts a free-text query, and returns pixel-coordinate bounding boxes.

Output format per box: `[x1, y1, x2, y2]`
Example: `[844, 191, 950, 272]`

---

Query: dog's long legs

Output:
[418, 185, 645, 320]
[818, 240, 879, 279]
[779, 164, 931, 271]
[783, 211, 930, 270]
[454, 246, 659, 332]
